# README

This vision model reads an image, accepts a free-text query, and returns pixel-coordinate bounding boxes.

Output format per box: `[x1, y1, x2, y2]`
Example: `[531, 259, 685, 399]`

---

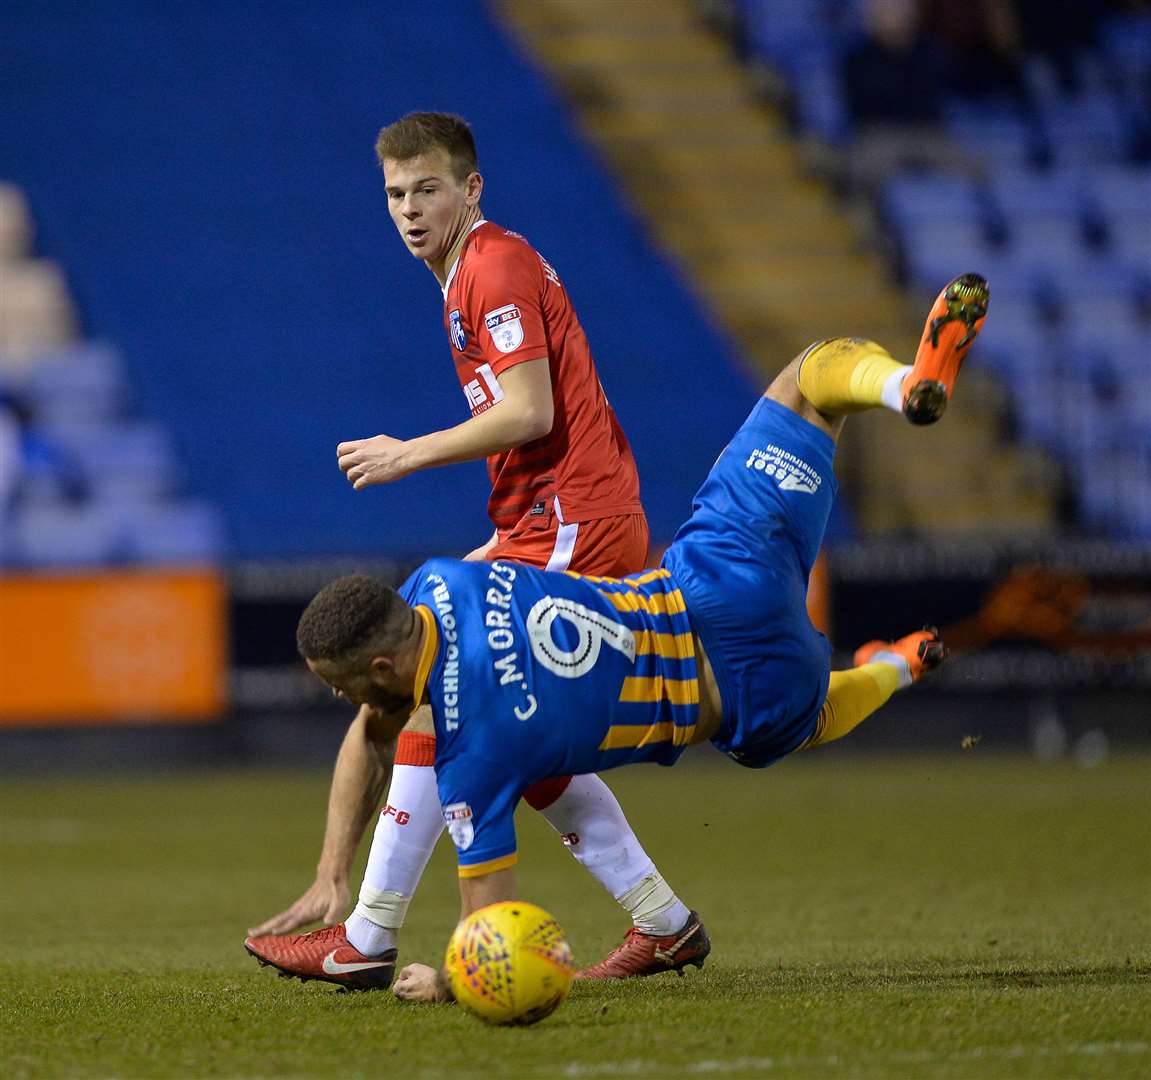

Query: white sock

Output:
[881, 365, 913, 413]
[617, 872, 691, 936]
[345, 912, 397, 957]
[538, 774, 689, 934]
[867, 648, 913, 689]
[345, 763, 445, 957]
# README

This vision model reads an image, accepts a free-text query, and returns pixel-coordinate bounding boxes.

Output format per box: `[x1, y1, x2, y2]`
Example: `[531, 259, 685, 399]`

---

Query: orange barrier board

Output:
[0, 571, 227, 724]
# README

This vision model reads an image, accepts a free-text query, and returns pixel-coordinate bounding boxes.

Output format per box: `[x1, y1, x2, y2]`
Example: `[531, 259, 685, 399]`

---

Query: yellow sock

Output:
[795, 337, 908, 415]
[802, 663, 901, 749]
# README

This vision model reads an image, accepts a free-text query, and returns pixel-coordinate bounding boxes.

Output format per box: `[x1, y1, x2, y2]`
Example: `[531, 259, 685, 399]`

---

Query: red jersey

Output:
[441, 221, 643, 531]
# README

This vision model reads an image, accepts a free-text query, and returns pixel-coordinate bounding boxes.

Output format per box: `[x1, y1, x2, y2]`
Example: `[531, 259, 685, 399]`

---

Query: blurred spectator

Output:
[921, 0, 1029, 105]
[840, 0, 971, 192]
[0, 395, 19, 520]
[843, 0, 945, 128]
[0, 389, 88, 521]
[1014, 0, 1110, 93]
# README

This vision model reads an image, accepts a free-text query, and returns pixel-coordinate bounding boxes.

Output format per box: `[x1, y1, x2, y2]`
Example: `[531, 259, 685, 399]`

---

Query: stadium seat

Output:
[738, 0, 841, 78]
[882, 172, 986, 234]
[987, 165, 1088, 223]
[1043, 258, 1147, 309]
[793, 60, 851, 143]
[1057, 294, 1148, 339]
[121, 499, 226, 563]
[969, 307, 1052, 387]
[45, 420, 179, 501]
[898, 221, 997, 289]
[21, 343, 128, 424]
[1009, 218, 1093, 269]
[945, 106, 1045, 167]
[1040, 94, 1131, 166]
[1087, 166, 1151, 218]
[10, 502, 125, 566]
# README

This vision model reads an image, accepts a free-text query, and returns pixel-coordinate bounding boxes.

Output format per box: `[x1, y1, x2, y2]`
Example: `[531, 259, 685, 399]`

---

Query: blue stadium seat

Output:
[1011, 380, 1062, 451]
[21, 343, 127, 424]
[1088, 166, 1151, 218]
[10, 503, 125, 566]
[1064, 318, 1151, 363]
[793, 60, 851, 142]
[986, 166, 1089, 223]
[1009, 218, 1093, 268]
[45, 420, 179, 501]
[738, 0, 845, 77]
[1106, 216, 1151, 278]
[908, 249, 1041, 312]
[898, 221, 996, 289]
[1038, 88, 1132, 166]
[1056, 294, 1148, 338]
[882, 172, 986, 234]
[945, 105, 1044, 167]
[1043, 257, 1147, 307]
[969, 307, 1052, 387]
[121, 499, 226, 564]
[1100, 13, 1151, 86]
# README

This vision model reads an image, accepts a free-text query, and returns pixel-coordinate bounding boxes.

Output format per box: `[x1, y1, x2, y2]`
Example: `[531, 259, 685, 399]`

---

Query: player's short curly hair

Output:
[296, 574, 410, 663]
[375, 111, 478, 181]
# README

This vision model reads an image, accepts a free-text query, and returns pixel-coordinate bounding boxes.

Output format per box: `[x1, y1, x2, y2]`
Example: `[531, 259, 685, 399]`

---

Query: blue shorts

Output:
[661, 397, 836, 767]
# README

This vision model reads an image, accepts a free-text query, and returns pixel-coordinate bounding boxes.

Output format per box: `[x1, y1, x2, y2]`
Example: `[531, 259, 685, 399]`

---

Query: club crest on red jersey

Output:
[484, 304, 524, 353]
[449, 309, 467, 351]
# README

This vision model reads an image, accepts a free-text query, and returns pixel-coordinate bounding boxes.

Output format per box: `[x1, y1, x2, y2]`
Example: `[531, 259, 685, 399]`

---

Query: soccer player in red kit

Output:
[245, 113, 708, 988]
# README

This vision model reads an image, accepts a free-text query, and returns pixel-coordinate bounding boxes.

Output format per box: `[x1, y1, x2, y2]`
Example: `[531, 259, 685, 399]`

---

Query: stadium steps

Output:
[497, 0, 1057, 534]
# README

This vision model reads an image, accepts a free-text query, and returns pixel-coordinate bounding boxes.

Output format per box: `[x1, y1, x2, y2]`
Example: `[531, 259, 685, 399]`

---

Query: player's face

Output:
[307, 657, 413, 715]
[382, 150, 480, 264]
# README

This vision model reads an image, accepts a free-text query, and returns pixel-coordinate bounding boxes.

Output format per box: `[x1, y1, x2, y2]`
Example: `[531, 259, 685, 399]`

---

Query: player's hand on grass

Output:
[393, 963, 449, 1003]
[246, 877, 350, 937]
[337, 434, 414, 490]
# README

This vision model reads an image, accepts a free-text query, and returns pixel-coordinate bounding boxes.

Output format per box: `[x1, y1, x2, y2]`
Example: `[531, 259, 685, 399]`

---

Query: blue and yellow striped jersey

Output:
[399, 556, 699, 872]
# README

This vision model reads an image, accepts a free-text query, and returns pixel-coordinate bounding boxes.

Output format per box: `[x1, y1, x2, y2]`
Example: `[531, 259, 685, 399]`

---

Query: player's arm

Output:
[247, 703, 403, 936]
[393, 867, 517, 1004]
[337, 357, 553, 490]
[463, 529, 499, 561]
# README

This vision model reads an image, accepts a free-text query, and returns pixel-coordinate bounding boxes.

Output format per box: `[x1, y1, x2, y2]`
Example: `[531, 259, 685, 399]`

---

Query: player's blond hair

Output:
[375, 112, 478, 181]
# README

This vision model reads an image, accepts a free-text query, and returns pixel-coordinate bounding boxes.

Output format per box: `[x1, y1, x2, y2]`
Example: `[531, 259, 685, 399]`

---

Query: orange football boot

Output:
[853, 626, 948, 683]
[244, 923, 397, 991]
[903, 273, 990, 425]
[574, 911, 711, 980]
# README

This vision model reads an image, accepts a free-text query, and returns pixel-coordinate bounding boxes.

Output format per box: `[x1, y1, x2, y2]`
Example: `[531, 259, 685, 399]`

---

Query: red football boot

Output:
[574, 911, 711, 980]
[244, 923, 396, 991]
[903, 273, 990, 425]
[853, 626, 948, 683]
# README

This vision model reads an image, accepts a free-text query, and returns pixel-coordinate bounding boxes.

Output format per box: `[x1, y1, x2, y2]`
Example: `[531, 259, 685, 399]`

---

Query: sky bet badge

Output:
[484, 304, 524, 353]
[449, 309, 467, 351]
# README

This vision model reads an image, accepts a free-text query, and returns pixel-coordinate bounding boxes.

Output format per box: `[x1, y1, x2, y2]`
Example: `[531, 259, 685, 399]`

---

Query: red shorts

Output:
[488, 501, 649, 577]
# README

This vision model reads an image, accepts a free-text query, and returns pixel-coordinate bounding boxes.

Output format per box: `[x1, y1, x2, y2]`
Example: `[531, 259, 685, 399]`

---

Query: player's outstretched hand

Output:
[337, 434, 414, 490]
[246, 877, 350, 937]
[393, 962, 448, 1003]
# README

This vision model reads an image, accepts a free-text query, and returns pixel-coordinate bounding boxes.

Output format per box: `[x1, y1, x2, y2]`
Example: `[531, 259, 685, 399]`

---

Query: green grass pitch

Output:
[2, 750, 1148, 1079]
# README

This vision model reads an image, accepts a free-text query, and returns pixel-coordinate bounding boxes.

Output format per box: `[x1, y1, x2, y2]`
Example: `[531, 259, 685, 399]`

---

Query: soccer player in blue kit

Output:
[292, 275, 989, 1003]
